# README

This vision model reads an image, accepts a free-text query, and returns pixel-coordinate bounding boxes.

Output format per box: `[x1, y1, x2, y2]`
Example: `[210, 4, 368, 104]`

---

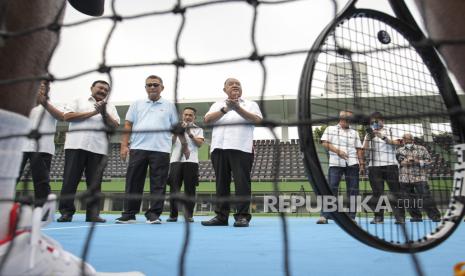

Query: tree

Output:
[313, 125, 327, 141]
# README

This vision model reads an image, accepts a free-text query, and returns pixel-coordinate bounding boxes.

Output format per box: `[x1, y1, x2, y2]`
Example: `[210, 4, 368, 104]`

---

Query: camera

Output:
[365, 127, 374, 139]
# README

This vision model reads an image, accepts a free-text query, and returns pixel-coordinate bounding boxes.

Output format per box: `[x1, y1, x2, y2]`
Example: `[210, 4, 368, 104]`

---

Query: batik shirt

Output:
[396, 144, 431, 183]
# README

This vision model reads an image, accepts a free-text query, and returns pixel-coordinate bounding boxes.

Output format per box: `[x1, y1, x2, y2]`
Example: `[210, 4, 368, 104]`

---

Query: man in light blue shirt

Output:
[116, 75, 178, 224]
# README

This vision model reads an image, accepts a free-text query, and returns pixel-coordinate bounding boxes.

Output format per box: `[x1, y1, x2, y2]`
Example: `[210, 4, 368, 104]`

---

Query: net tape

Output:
[1, 0, 465, 276]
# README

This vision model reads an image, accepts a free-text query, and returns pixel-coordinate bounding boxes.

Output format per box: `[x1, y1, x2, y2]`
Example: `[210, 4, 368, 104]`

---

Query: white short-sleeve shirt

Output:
[64, 96, 120, 155]
[207, 98, 262, 153]
[22, 104, 62, 155]
[170, 125, 204, 163]
[321, 124, 362, 167]
[363, 127, 399, 167]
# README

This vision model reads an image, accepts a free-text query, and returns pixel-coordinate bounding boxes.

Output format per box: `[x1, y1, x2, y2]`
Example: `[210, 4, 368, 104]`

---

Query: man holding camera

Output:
[363, 112, 405, 224]
[167, 107, 204, 222]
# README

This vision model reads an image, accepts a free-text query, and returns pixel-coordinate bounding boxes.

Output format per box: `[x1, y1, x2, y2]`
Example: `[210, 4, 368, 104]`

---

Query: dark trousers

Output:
[400, 181, 441, 220]
[122, 149, 170, 217]
[168, 162, 199, 218]
[59, 149, 106, 218]
[368, 165, 405, 220]
[322, 165, 359, 219]
[211, 149, 253, 222]
[17, 152, 52, 206]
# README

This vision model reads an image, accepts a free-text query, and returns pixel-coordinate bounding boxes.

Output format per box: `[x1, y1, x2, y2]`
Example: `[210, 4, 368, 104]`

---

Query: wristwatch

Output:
[220, 107, 227, 114]
[381, 136, 388, 141]
[188, 134, 194, 139]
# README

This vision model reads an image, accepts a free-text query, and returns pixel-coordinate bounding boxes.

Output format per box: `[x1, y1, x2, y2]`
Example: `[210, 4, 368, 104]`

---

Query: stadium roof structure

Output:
[57, 95, 299, 142]
[56, 94, 465, 143]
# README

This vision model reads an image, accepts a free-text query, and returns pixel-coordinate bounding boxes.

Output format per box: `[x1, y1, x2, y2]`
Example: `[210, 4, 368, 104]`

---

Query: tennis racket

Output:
[298, 0, 465, 253]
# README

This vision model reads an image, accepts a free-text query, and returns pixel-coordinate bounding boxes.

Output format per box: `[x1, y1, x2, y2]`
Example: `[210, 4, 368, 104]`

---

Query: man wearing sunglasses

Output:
[116, 75, 178, 224]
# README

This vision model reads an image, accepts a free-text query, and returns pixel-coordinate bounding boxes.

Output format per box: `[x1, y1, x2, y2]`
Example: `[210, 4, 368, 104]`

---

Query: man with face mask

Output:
[363, 112, 405, 224]
[201, 78, 262, 227]
[396, 133, 441, 222]
[116, 75, 178, 224]
[167, 107, 204, 222]
[57, 80, 120, 223]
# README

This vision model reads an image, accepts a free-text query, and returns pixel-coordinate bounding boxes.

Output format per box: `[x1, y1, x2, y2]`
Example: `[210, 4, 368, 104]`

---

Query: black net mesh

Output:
[1, 1, 465, 276]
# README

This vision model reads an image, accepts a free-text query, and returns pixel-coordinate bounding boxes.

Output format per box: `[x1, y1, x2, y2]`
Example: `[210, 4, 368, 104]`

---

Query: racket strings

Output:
[311, 13, 455, 245]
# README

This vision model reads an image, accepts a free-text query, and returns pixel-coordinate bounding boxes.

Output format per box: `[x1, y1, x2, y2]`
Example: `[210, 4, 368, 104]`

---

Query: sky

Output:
[49, 0, 400, 104]
[48, 0, 450, 139]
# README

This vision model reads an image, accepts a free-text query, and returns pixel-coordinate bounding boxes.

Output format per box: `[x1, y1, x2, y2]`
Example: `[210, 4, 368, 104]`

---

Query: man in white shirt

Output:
[317, 110, 364, 224]
[201, 78, 262, 227]
[363, 111, 405, 224]
[17, 80, 64, 206]
[167, 107, 205, 222]
[57, 80, 120, 223]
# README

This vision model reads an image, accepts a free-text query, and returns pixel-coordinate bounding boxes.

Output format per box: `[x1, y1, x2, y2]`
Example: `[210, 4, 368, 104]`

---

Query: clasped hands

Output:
[225, 98, 240, 112]
[94, 101, 107, 113]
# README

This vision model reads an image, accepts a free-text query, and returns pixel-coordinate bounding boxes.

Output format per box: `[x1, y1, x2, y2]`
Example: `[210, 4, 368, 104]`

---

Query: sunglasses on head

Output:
[146, 83, 161, 88]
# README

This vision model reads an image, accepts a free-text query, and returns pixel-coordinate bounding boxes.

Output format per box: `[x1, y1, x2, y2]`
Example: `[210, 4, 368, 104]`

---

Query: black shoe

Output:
[115, 215, 136, 224]
[57, 214, 72, 222]
[166, 217, 178, 222]
[430, 217, 441, 223]
[86, 216, 106, 223]
[316, 217, 328, 224]
[370, 217, 384, 224]
[145, 213, 161, 224]
[410, 217, 423, 222]
[201, 216, 228, 226]
[233, 217, 249, 227]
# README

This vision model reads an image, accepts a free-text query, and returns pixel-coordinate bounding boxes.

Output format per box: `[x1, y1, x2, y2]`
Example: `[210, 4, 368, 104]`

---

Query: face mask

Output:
[405, 143, 413, 149]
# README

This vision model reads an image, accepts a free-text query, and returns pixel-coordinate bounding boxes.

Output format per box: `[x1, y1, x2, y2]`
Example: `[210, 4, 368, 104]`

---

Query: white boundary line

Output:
[43, 224, 135, 231]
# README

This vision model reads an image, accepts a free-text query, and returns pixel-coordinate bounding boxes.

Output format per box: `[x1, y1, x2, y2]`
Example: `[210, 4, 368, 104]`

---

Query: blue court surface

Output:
[43, 214, 465, 276]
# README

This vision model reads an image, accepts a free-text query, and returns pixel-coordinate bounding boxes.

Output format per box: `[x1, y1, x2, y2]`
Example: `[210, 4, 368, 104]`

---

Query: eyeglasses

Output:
[146, 83, 161, 88]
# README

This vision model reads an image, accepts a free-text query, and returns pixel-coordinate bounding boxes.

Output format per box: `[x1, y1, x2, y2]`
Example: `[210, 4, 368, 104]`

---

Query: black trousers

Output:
[59, 149, 107, 217]
[211, 149, 253, 222]
[122, 149, 170, 217]
[400, 181, 441, 220]
[368, 165, 405, 220]
[18, 152, 52, 206]
[168, 162, 199, 218]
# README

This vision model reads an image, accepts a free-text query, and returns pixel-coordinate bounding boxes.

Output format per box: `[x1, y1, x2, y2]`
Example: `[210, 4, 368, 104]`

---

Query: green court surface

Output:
[43, 180, 311, 193]
[16, 179, 451, 193]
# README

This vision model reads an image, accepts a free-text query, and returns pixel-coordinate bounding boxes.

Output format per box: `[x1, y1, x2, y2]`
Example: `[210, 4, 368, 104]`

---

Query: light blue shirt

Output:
[126, 97, 178, 153]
